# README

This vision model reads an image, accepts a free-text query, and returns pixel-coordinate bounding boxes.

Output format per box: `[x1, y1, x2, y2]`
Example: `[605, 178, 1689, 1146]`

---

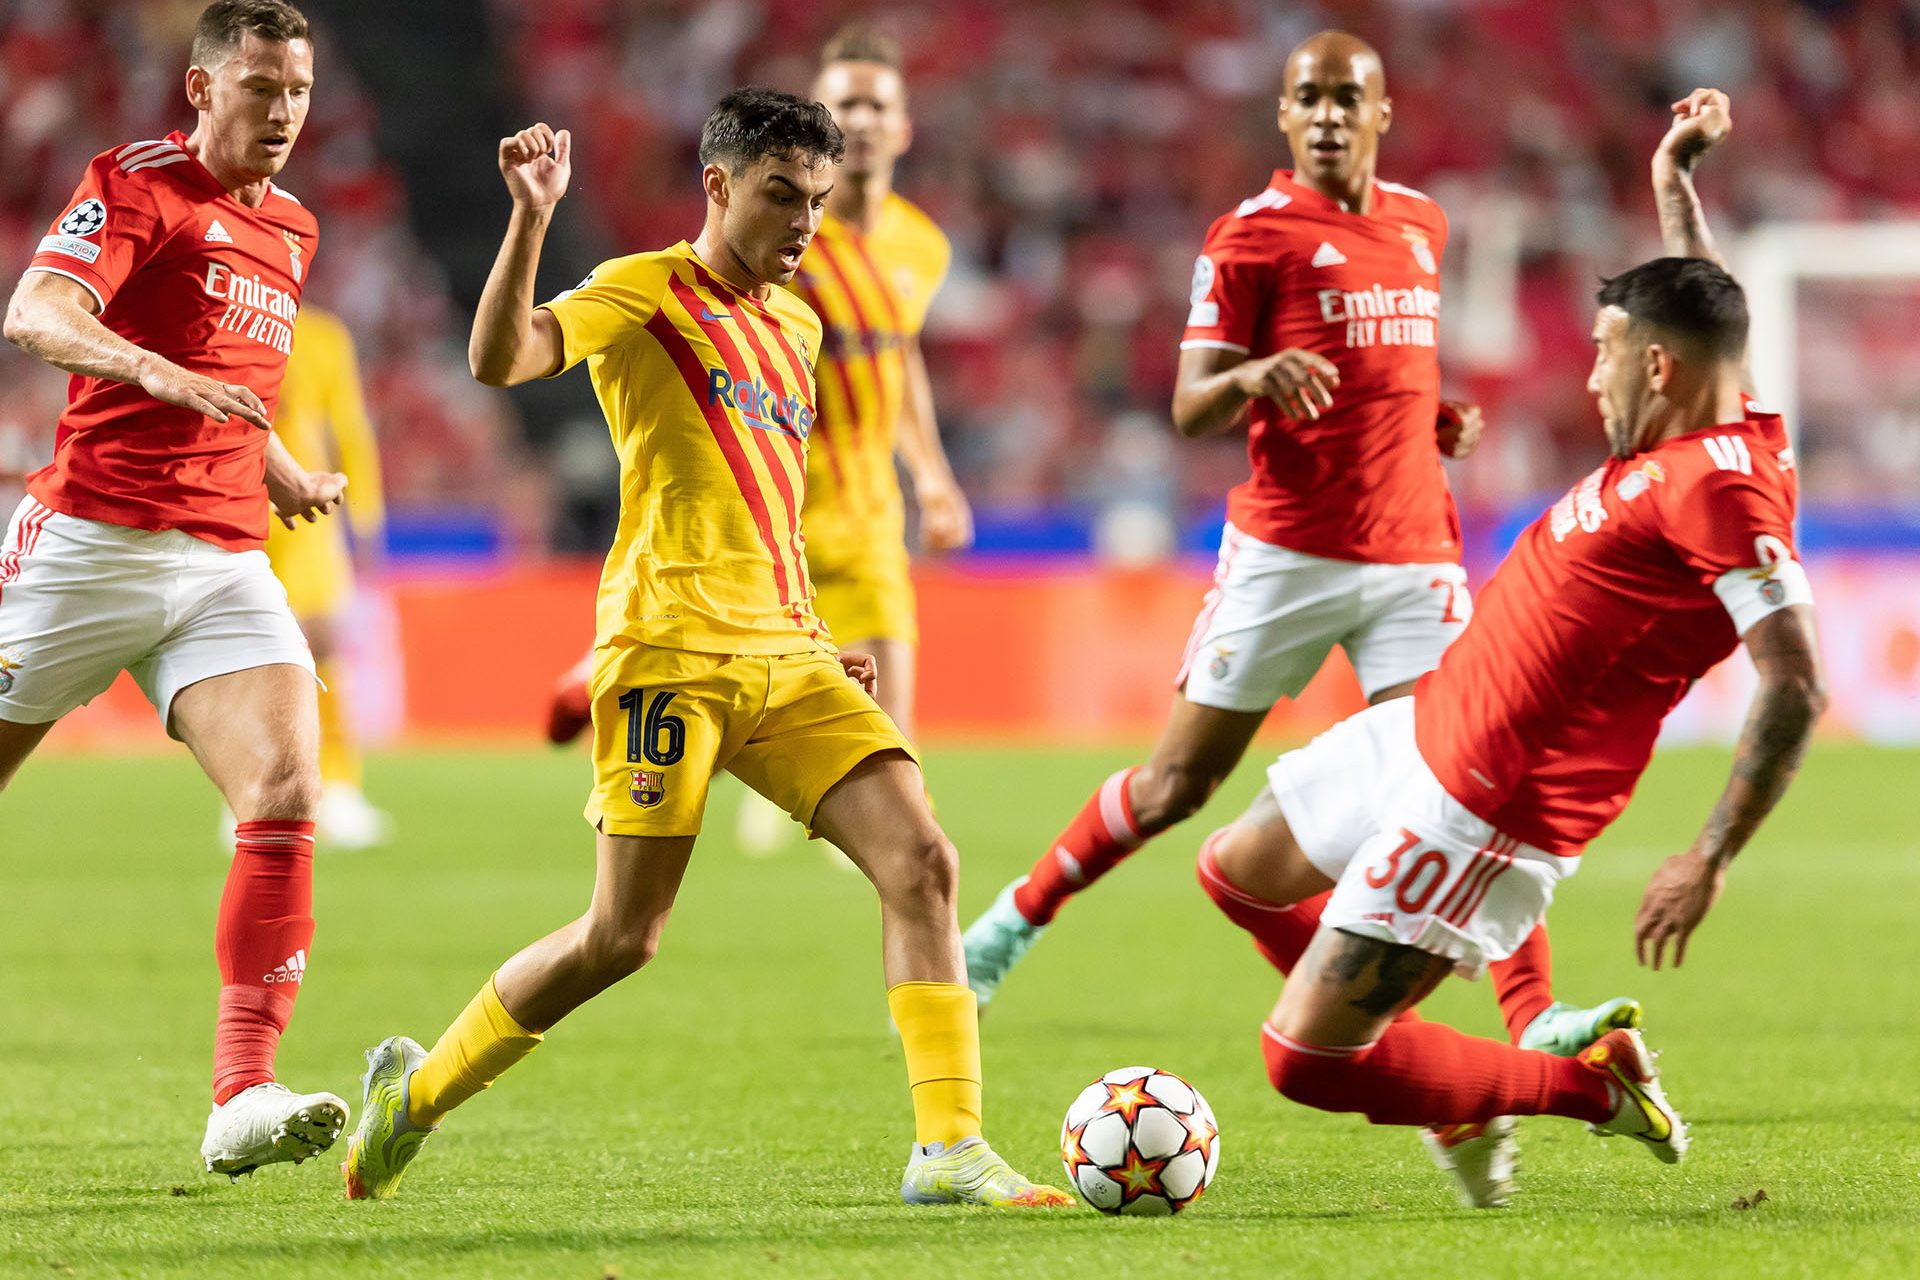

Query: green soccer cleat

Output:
[1519, 997, 1644, 1056]
[901, 1136, 1075, 1207]
[961, 877, 1046, 1007]
[342, 1035, 436, 1200]
[1580, 1027, 1689, 1163]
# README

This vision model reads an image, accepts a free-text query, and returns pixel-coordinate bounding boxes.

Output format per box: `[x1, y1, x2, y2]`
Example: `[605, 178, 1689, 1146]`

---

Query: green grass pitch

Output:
[2, 740, 1917, 1278]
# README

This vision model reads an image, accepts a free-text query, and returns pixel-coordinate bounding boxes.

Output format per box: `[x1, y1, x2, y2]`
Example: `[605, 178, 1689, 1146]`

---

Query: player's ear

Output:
[1644, 342, 1672, 394]
[185, 65, 214, 113]
[702, 163, 730, 210]
[1377, 95, 1393, 136]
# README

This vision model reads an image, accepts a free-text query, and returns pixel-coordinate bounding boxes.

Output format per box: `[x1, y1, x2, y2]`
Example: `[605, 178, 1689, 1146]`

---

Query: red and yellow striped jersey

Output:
[540, 241, 830, 655]
[786, 195, 950, 567]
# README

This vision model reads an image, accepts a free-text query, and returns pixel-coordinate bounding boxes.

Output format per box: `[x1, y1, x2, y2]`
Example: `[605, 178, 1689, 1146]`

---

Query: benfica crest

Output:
[629, 769, 665, 808]
[1402, 228, 1437, 276]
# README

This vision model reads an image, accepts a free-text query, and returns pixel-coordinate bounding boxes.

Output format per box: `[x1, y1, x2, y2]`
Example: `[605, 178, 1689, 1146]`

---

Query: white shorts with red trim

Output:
[1267, 697, 1578, 980]
[0, 497, 314, 732]
[1176, 522, 1470, 711]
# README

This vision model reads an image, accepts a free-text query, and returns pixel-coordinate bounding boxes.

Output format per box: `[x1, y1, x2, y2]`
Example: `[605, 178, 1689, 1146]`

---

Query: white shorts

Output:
[1177, 523, 1471, 711]
[1267, 697, 1578, 979]
[0, 497, 315, 732]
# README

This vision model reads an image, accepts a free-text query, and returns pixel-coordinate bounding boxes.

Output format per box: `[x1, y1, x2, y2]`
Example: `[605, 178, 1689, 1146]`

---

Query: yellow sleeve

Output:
[537, 254, 667, 375]
[321, 322, 385, 541]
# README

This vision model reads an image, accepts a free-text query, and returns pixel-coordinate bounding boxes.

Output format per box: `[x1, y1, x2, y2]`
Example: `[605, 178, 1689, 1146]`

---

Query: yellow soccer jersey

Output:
[541, 242, 831, 655]
[267, 306, 383, 613]
[786, 194, 950, 562]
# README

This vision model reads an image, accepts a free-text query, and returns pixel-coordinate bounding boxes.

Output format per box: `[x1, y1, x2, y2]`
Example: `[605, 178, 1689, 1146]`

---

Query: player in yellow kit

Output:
[342, 90, 1070, 1208]
[794, 25, 971, 721]
[724, 26, 972, 854]
[265, 305, 391, 848]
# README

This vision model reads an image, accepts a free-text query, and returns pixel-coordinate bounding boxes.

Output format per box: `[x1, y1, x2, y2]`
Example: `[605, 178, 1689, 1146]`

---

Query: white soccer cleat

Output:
[960, 877, 1046, 1007]
[202, 1081, 349, 1178]
[318, 783, 395, 851]
[1421, 1115, 1518, 1208]
[1580, 1028, 1689, 1164]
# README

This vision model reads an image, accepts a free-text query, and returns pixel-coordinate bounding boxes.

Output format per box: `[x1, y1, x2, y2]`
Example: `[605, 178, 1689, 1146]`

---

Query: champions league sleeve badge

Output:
[58, 199, 106, 237]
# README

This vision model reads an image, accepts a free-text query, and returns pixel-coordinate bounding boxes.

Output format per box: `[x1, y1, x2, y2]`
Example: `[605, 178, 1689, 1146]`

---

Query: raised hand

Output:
[499, 123, 572, 209]
[1658, 88, 1732, 170]
[1232, 347, 1341, 422]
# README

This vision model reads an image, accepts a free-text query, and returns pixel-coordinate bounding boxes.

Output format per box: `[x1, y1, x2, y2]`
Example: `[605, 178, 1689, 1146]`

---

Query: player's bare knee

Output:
[579, 915, 666, 979]
[880, 829, 958, 915]
[239, 753, 322, 822]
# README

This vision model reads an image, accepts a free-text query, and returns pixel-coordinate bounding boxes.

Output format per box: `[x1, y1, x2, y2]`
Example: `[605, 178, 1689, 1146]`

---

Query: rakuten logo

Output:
[707, 369, 814, 439]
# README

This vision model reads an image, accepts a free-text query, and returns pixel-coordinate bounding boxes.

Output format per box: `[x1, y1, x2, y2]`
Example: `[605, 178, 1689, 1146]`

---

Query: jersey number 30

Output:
[618, 689, 686, 766]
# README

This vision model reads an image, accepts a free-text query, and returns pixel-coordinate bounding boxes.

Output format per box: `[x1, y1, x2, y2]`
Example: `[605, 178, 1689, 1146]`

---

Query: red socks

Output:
[1195, 835, 1335, 977]
[1261, 1021, 1615, 1126]
[1013, 767, 1144, 925]
[212, 820, 315, 1104]
[1492, 924, 1554, 1042]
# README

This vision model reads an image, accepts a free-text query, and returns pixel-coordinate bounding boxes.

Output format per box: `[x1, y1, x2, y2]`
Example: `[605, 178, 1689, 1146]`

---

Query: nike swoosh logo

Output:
[701, 307, 730, 321]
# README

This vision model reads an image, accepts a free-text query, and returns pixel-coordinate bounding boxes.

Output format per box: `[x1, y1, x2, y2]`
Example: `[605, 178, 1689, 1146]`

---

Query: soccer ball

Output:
[1060, 1066, 1220, 1215]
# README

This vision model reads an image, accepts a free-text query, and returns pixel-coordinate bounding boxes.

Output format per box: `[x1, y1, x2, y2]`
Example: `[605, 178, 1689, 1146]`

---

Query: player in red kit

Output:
[1193, 90, 1826, 1206]
[0, 1, 351, 1177]
[964, 28, 1634, 1120]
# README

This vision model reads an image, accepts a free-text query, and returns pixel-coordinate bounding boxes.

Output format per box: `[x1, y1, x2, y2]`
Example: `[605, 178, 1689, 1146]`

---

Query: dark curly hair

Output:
[698, 87, 845, 174]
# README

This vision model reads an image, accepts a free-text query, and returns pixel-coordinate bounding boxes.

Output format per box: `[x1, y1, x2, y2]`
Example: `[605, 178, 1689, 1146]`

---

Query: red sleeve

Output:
[1657, 444, 1799, 583]
[27, 154, 168, 312]
[1180, 217, 1273, 353]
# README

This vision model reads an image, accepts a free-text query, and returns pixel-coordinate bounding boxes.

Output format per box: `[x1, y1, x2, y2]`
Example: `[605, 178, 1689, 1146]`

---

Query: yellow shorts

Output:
[809, 540, 917, 647]
[584, 643, 916, 838]
[265, 519, 350, 618]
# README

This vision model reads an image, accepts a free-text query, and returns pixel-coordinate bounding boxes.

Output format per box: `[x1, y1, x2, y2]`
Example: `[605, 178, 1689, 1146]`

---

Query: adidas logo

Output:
[263, 949, 307, 984]
[1311, 241, 1347, 268]
[204, 220, 234, 244]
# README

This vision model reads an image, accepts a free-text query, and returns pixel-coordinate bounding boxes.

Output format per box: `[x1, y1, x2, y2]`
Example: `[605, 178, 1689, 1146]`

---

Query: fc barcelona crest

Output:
[630, 769, 665, 808]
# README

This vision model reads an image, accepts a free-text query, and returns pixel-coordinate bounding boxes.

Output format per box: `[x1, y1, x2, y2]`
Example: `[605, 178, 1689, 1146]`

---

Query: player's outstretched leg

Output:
[346, 830, 692, 1200]
[812, 752, 1071, 1207]
[1198, 829, 1640, 1205]
[963, 700, 1266, 1006]
[174, 668, 349, 1177]
[1260, 928, 1687, 1165]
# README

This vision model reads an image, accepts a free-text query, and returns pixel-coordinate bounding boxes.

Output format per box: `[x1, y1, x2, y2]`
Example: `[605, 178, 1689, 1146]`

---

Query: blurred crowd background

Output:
[4, 0, 1919, 557]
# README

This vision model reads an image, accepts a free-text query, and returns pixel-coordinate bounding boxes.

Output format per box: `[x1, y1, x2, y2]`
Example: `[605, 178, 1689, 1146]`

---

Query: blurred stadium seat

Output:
[4, 0, 1917, 743]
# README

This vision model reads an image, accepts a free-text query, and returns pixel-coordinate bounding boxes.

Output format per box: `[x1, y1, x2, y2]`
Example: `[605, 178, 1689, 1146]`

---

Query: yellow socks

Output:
[407, 977, 543, 1128]
[314, 660, 360, 788]
[887, 981, 983, 1147]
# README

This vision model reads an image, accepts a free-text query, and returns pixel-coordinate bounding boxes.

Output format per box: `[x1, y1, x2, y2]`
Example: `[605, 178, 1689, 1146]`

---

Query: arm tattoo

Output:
[1656, 169, 1723, 267]
[1697, 675, 1820, 867]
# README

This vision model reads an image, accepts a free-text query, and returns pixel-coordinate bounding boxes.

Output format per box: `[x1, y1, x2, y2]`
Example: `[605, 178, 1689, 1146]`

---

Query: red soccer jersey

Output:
[1181, 170, 1458, 565]
[25, 132, 318, 551]
[1414, 406, 1804, 854]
